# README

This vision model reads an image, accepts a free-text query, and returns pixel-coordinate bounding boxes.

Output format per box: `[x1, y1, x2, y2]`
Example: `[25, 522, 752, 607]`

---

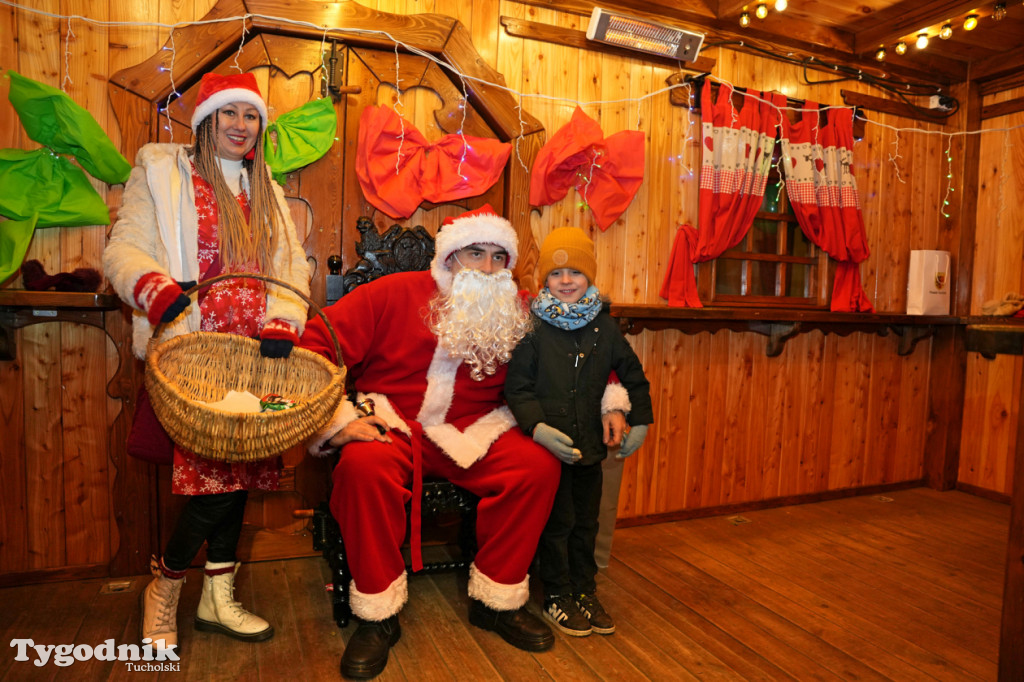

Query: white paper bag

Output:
[907, 250, 951, 315]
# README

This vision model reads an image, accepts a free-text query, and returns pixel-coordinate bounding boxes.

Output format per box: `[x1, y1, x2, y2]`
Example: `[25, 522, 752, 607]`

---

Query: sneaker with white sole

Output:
[575, 592, 615, 634]
[543, 595, 592, 637]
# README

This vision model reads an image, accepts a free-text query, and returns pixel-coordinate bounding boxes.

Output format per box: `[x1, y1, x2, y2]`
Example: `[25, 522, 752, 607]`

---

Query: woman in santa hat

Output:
[103, 71, 311, 652]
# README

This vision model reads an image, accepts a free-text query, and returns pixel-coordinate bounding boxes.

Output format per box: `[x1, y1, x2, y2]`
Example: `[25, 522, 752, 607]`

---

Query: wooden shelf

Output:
[964, 317, 1024, 359]
[610, 304, 960, 357]
[0, 289, 123, 360]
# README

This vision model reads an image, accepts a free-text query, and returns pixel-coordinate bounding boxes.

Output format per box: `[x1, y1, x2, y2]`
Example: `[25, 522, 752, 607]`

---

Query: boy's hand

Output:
[616, 424, 649, 460]
[533, 423, 581, 464]
[602, 410, 627, 447]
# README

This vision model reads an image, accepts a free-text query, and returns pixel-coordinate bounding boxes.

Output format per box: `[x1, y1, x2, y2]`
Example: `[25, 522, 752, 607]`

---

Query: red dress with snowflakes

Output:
[171, 165, 280, 495]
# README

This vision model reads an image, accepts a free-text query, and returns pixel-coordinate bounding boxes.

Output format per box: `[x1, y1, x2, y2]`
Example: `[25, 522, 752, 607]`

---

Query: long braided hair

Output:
[191, 113, 282, 274]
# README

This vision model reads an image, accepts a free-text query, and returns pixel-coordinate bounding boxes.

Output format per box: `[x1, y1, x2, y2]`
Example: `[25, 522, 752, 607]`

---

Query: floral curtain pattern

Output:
[781, 104, 873, 312]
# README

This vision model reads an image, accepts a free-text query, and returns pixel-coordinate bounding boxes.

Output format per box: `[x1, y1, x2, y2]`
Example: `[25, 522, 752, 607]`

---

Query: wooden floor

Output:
[0, 487, 1009, 681]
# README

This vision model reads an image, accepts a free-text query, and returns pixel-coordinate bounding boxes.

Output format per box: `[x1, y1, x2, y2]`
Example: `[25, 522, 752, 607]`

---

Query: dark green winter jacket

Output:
[505, 309, 653, 466]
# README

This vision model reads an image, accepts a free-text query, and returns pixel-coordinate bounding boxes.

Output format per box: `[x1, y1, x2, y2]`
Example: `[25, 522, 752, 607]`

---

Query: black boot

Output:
[340, 615, 401, 679]
[468, 600, 554, 652]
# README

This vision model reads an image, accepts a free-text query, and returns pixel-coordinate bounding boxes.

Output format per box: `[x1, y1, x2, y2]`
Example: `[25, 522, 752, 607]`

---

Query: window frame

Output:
[696, 153, 832, 309]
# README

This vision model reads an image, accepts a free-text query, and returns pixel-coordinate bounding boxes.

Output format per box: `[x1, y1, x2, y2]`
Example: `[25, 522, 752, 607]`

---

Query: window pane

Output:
[750, 261, 777, 296]
[787, 222, 812, 257]
[716, 259, 743, 295]
[761, 181, 784, 213]
[750, 219, 778, 254]
[784, 264, 811, 297]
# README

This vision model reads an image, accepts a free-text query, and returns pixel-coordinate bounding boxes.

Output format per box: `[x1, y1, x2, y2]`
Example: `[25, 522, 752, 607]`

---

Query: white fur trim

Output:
[417, 345, 515, 467]
[431, 213, 518, 291]
[467, 563, 529, 610]
[306, 398, 358, 456]
[417, 346, 460, 426]
[191, 89, 268, 133]
[423, 407, 517, 469]
[350, 572, 408, 621]
[600, 382, 631, 415]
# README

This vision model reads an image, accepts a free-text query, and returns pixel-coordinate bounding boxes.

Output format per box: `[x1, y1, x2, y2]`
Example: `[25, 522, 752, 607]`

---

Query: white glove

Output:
[533, 423, 581, 464]
[616, 424, 649, 459]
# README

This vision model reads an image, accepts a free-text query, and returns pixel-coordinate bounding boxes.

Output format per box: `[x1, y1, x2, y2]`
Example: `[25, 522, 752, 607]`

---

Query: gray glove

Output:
[533, 423, 581, 464]
[616, 424, 649, 459]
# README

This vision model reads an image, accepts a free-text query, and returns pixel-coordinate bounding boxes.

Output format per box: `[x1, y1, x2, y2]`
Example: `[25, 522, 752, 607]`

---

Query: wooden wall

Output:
[959, 84, 1024, 496]
[0, 0, 1017, 580]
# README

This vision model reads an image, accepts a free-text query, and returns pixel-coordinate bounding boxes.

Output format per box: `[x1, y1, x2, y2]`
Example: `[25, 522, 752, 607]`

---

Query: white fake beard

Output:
[428, 268, 533, 381]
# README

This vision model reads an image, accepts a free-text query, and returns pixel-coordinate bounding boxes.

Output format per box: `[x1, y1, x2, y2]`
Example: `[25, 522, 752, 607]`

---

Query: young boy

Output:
[505, 227, 653, 637]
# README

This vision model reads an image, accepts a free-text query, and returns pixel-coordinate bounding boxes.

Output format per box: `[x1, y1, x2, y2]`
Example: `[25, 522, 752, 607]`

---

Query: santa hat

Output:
[536, 226, 597, 290]
[190, 72, 268, 133]
[431, 204, 518, 291]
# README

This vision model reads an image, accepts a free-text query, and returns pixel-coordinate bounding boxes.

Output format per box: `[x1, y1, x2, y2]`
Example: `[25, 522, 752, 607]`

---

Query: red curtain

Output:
[660, 80, 785, 307]
[781, 105, 874, 312]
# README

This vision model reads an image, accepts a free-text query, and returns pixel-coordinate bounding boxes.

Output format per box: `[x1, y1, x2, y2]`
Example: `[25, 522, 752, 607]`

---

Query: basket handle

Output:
[150, 272, 344, 367]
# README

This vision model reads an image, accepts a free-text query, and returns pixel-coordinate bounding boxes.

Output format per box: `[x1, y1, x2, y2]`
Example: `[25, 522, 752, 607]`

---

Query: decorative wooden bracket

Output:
[890, 324, 937, 356]
[749, 322, 801, 357]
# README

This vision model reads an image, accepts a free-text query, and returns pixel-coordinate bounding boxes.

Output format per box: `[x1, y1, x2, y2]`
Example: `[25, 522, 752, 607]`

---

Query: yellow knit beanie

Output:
[537, 227, 597, 289]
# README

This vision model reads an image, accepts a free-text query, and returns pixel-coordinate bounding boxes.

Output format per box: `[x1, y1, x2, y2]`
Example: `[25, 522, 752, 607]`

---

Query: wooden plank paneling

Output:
[60, 0, 113, 568]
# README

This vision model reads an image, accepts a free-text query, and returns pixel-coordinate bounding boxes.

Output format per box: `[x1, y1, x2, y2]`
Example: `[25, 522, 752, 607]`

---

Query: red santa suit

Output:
[301, 209, 560, 622]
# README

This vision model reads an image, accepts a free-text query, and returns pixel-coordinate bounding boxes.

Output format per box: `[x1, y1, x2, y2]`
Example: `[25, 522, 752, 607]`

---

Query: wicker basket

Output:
[145, 273, 345, 462]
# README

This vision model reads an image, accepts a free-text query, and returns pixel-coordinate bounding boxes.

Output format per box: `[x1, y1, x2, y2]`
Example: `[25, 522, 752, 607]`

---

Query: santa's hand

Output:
[602, 410, 627, 447]
[616, 424, 649, 460]
[533, 423, 581, 464]
[328, 416, 391, 447]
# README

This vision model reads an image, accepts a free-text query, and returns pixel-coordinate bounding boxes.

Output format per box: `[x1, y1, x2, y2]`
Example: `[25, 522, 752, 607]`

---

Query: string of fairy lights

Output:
[733, 0, 1020, 66]
[2, 0, 1023, 222]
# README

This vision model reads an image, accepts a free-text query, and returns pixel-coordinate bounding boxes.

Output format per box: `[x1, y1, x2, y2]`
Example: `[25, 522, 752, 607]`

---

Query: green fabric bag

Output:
[265, 96, 337, 184]
[0, 214, 38, 284]
[6, 70, 130, 185]
[0, 149, 111, 227]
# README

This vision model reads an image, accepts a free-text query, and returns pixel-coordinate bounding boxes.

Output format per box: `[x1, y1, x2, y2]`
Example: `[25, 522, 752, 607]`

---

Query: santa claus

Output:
[301, 205, 561, 679]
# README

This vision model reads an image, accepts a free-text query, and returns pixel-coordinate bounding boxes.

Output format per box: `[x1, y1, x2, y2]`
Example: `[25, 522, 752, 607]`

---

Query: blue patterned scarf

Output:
[531, 286, 603, 330]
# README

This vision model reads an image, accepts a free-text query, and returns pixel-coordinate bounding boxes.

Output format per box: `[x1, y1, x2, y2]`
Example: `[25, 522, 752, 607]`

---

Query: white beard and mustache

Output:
[427, 268, 533, 381]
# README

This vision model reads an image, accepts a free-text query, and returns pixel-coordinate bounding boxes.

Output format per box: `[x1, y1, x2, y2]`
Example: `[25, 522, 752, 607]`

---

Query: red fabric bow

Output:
[355, 105, 511, 219]
[529, 107, 644, 231]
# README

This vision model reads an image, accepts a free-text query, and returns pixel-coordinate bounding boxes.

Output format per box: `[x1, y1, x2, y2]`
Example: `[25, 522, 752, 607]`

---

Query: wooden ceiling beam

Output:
[852, 0, 981, 53]
[970, 45, 1024, 83]
[714, 0, 751, 19]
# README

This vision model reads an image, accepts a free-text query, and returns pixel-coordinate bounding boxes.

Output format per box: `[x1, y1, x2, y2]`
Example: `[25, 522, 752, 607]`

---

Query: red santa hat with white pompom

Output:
[430, 204, 519, 292]
[190, 72, 268, 133]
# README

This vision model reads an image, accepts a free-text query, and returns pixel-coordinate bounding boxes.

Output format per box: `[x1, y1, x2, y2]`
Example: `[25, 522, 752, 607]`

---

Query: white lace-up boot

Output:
[194, 561, 274, 641]
[140, 556, 185, 653]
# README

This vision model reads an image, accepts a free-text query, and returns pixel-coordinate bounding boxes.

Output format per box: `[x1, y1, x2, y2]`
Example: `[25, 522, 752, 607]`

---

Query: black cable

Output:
[700, 39, 960, 119]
